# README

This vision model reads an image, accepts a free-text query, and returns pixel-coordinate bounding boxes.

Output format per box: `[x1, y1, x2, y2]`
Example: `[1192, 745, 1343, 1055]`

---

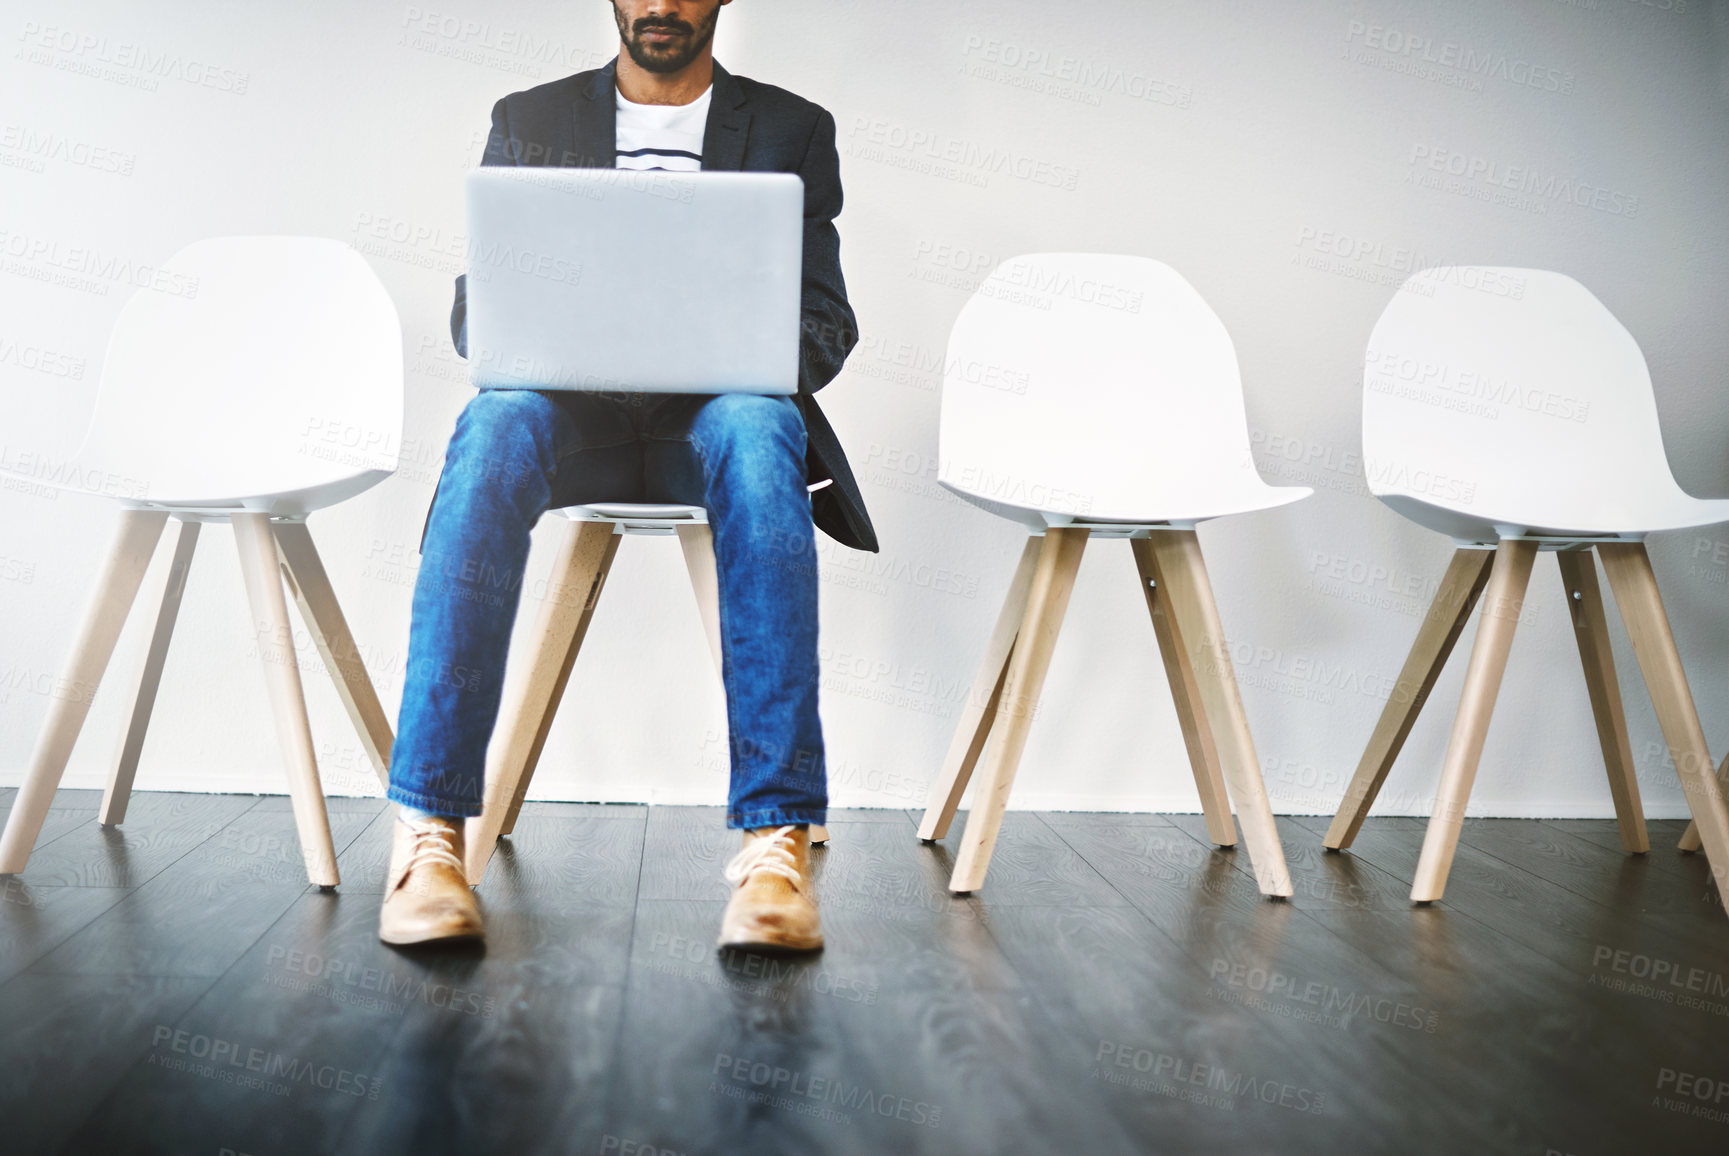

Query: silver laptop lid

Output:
[464, 168, 803, 393]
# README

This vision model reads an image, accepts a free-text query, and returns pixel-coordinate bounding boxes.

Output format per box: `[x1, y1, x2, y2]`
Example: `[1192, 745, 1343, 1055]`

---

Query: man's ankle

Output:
[398, 803, 460, 825]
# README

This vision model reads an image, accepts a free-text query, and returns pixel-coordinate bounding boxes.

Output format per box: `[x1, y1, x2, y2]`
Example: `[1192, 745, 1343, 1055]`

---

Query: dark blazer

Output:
[423, 58, 877, 554]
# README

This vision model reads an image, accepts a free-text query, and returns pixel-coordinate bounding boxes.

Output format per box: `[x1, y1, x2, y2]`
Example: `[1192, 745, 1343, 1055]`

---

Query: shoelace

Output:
[723, 825, 803, 889]
[398, 816, 464, 877]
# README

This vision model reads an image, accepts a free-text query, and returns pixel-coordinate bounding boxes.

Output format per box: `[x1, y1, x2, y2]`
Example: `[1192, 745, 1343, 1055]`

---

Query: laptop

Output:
[463, 168, 803, 394]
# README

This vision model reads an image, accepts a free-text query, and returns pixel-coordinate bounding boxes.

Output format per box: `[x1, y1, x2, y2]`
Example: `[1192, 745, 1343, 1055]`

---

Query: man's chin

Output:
[628, 43, 696, 74]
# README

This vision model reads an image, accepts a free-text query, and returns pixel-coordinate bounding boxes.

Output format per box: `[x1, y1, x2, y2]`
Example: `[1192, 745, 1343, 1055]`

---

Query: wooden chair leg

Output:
[679, 521, 832, 845]
[0, 509, 169, 873]
[499, 522, 621, 838]
[919, 535, 1041, 842]
[99, 518, 200, 826]
[1130, 537, 1234, 847]
[1557, 547, 1647, 853]
[948, 529, 1087, 893]
[466, 520, 620, 882]
[272, 520, 393, 792]
[1142, 530, 1292, 898]
[233, 513, 339, 888]
[1325, 548, 1493, 850]
[1411, 539, 1537, 903]
[677, 523, 724, 678]
[1598, 542, 1729, 907]
[1678, 752, 1727, 853]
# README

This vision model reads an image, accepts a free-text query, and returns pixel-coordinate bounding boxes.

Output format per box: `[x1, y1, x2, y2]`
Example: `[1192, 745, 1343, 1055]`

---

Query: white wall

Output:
[3, 0, 1727, 821]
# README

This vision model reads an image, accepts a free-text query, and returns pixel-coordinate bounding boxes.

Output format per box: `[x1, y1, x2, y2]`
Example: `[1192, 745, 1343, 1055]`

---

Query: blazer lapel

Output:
[702, 62, 751, 171]
[568, 58, 618, 168]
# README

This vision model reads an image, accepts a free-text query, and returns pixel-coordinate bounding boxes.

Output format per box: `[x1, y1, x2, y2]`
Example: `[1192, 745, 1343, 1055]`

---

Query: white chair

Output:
[0, 236, 402, 887]
[463, 502, 829, 884]
[918, 253, 1306, 897]
[1324, 266, 1729, 910]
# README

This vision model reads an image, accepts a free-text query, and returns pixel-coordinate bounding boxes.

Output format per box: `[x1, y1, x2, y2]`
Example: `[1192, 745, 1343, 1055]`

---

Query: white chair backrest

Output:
[937, 253, 1282, 522]
[77, 236, 401, 504]
[1363, 266, 1692, 535]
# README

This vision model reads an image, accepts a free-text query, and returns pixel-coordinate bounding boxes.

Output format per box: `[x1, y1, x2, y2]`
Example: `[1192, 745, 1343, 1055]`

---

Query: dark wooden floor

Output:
[1, 788, 1725, 1155]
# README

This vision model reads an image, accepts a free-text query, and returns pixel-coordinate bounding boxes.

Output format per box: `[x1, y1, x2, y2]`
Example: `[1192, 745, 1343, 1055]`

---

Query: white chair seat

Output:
[1364, 266, 1728, 543]
[557, 503, 708, 535]
[0, 464, 392, 520]
[1382, 492, 1729, 547]
[938, 253, 1311, 528]
[105, 471, 394, 518]
[940, 478, 1310, 534]
[3, 236, 400, 519]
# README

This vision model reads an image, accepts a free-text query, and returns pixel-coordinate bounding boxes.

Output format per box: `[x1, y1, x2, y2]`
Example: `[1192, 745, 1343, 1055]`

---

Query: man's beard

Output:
[614, 5, 719, 74]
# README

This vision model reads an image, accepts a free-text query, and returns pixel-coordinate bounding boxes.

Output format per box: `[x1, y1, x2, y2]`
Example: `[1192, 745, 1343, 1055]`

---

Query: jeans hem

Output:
[386, 785, 483, 819]
[727, 808, 828, 831]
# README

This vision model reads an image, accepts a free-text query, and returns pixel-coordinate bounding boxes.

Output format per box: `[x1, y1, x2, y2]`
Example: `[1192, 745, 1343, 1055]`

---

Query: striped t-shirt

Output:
[615, 84, 711, 171]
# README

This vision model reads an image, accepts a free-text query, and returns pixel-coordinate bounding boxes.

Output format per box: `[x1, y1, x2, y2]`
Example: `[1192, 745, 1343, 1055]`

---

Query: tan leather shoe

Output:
[378, 814, 484, 946]
[717, 825, 823, 953]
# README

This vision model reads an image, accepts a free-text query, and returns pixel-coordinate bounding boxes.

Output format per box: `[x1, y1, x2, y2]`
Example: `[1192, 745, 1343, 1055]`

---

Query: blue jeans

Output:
[387, 388, 826, 830]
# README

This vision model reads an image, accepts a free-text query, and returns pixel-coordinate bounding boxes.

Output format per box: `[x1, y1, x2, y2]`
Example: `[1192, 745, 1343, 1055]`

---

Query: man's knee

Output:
[448, 390, 563, 488]
[693, 394, 806, 476]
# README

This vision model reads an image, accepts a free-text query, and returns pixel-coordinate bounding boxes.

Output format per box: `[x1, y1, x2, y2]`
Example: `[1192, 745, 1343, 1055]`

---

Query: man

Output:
[378, 0, 873, 953]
